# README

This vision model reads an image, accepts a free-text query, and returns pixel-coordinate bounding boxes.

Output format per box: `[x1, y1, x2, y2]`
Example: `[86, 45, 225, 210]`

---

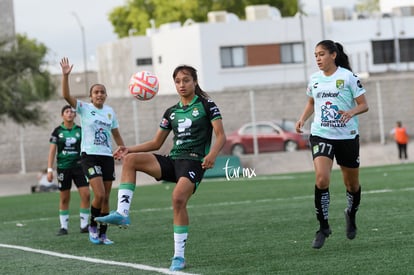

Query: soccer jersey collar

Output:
[179, 95, 198, 109]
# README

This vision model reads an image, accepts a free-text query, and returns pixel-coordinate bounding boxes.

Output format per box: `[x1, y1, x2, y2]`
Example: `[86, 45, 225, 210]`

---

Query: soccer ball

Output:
[129, 71, 159, 101]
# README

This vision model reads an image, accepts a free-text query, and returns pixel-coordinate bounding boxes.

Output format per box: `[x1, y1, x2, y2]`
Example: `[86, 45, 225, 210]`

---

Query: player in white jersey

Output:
[295, 40, 369, 249]
[60, 57, 125, 245]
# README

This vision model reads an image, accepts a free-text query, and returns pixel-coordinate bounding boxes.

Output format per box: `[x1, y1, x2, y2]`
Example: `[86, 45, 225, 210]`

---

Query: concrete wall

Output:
[1, 72, 413, 174]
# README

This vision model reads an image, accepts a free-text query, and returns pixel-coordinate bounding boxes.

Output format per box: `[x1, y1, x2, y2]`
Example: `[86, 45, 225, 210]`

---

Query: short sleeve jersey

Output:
[159, 95, 222, 161]
[76, 100, 119, 156]
[306, 66, 366, 140]
[49, 124, 82, 169]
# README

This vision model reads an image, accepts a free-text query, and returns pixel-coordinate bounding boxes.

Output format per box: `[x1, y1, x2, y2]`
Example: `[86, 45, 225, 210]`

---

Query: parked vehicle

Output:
[222, 120, 310, 156]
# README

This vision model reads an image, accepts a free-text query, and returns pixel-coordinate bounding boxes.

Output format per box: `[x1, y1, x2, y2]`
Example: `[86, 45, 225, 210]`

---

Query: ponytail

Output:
[317, 40, 352, 71]
[173, 65, 210, 99]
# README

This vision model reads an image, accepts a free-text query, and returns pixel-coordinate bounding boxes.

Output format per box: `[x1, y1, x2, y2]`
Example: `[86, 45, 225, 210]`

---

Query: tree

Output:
[0, 34, 55, 126]
[355, 0, 380, 15]
[108, 0, 298, 37]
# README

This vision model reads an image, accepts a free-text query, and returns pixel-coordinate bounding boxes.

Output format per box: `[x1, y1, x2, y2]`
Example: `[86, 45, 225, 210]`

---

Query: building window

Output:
[246, 44, 280, 66]
[399, 38, 414, 62]
[280, 43, 304, 64]
[220, 46, 245, 68]
[372, 40, 395, 64]
[136, 58, 152, 66]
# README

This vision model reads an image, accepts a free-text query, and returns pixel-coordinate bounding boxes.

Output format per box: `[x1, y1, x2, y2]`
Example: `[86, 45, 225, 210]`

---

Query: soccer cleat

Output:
[95, 211, 130, 228]
[169, 256, 186, 271]
[56, 228, 68, 236]
[344, 208, 357, 240]
[88, 226, 100, 244]
[80, 226, 89, 233]
[99, 234, 114, 245]
[312, 228, 332, 249]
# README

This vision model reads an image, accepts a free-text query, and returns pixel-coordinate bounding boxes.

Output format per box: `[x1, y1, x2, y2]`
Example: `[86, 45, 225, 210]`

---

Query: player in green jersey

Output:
[96, 65, 226, 271]
[47, 105, 90, 236]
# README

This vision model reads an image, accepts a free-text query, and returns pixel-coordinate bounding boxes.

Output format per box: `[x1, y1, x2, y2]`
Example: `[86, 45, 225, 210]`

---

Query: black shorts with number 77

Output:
[309, 135, 360, 168]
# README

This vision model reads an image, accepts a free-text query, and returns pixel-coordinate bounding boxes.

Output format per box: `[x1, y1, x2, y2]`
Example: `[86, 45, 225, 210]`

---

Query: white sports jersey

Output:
[306, 66, 366, 140]
[76, 100, 119, 156]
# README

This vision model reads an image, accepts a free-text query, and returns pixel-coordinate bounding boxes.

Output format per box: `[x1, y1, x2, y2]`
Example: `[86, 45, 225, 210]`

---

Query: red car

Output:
[222, 120, 310, 156]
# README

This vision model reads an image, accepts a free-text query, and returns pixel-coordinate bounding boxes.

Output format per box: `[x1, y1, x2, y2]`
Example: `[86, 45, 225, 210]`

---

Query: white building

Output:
[97, 3, 414, 97]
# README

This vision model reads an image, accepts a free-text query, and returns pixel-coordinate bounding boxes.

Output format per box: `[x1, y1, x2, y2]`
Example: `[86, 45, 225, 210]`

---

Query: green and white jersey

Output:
[159, 95, 222, 161]
[49, 124, 82, 169]
[76, 100, 119, 156]
[306, 66, 366, 140]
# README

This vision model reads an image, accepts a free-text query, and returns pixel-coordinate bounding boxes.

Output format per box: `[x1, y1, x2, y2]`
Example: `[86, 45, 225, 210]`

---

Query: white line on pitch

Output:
[0, 243, 199, 275]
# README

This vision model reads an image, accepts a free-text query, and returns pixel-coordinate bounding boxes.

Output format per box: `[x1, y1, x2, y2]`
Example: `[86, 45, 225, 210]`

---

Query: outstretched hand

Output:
[60, 57, 73, 75]
[113, 146, 129, 160]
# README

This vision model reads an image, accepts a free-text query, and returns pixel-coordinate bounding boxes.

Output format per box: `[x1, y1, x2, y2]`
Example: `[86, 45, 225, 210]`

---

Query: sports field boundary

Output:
[0, 243, 199, 275]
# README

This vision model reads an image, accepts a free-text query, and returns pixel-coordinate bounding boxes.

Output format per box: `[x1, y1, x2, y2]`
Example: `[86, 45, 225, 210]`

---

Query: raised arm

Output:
[60, 57, 77, 108]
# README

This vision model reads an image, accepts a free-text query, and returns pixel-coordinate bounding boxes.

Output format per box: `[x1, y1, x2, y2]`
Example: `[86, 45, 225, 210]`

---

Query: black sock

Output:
[346, 186, 361, 218]
[99, 212, 109, 236]
[90, 206, 101, 227]
[315, 186, 330, 229]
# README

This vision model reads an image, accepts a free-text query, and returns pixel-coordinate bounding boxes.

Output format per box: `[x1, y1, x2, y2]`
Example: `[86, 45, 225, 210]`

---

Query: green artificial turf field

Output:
[1, 163, 413, 274]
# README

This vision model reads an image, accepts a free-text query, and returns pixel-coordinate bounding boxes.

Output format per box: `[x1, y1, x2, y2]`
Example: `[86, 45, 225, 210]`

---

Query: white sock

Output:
[80, 208, 89, 228]
[59, 210, 69, 229]
[117, 184, 135, 216]
[174, 232, 188, 258]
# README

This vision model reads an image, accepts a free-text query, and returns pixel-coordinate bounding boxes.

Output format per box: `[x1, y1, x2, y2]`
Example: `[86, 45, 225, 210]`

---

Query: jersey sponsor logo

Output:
[94, 128, 109, 147]
[177, 118, 192, 133]
[320, 101, 346, 128]
[357, 80, 363, 88]
[321, 101, 341, 120]
[65, 137, 77, 147]
[317, 91, 340, 98]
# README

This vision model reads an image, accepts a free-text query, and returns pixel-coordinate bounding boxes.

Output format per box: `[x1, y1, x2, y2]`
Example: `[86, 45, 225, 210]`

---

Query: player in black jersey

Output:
[96, 65, 226, 271]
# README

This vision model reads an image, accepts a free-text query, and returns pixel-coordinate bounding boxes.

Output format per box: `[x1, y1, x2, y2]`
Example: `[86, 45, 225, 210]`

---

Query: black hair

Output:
[316, 40, 352, 71]
[89, 83, 107, 97]
[172, 65, 210, 99]
[61, 104, 73, 115]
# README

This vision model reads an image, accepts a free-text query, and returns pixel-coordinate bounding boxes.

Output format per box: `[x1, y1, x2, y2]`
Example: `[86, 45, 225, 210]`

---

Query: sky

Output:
[13, 0, 356, 74]
[13, 0, 126, 73]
